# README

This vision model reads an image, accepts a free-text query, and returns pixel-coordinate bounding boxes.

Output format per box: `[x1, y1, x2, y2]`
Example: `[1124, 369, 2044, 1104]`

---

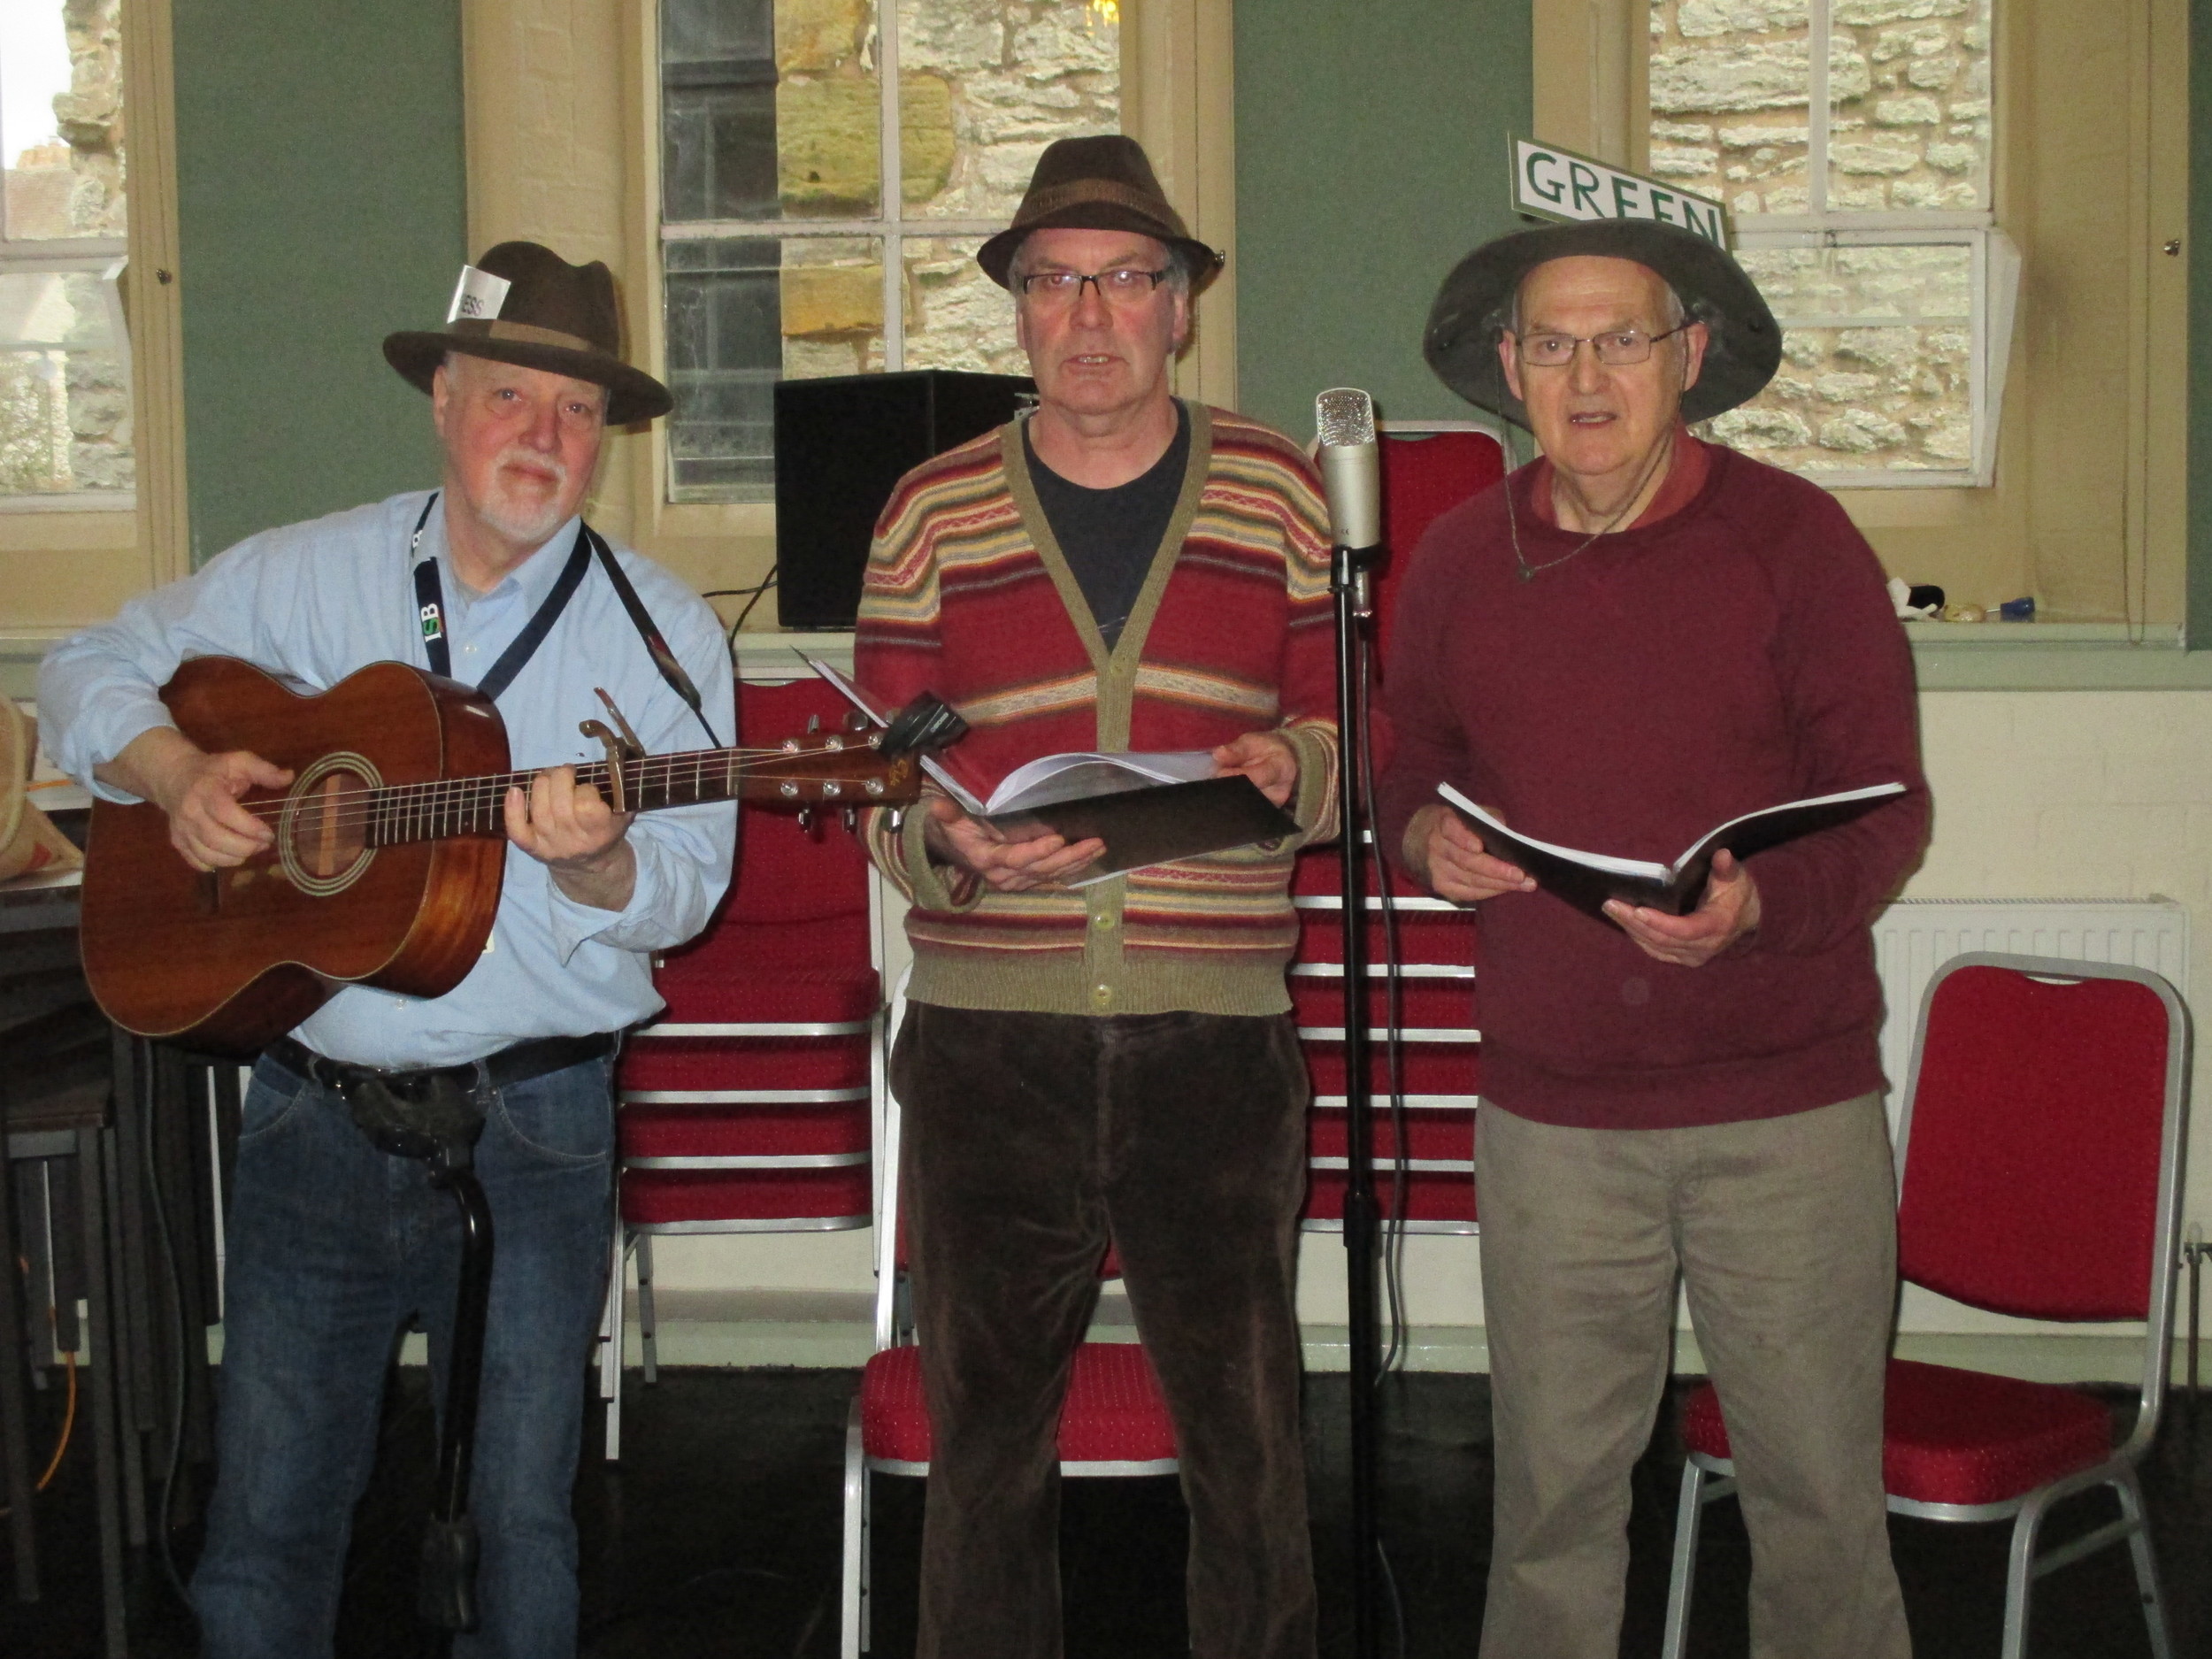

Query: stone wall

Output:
[1647, 0, 1988, 475]
[1, 0, 131, 498]
[774, 0, 1118, 380]
[1649, 0, 1991, 215]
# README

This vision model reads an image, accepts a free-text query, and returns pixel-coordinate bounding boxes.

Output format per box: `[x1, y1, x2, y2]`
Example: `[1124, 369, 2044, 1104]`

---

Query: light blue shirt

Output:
[40, 490, 737, 1067]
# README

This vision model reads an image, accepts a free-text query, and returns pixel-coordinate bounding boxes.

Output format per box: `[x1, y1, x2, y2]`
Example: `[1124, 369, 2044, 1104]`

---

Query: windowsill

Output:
[1908, 622, 2212, 689]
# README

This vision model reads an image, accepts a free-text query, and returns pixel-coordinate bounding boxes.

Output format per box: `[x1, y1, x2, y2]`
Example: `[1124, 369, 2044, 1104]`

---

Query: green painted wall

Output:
[172, 0, 467, 566]
[2192, 0, 2211, 647]
[1233, 0, 1532, 438]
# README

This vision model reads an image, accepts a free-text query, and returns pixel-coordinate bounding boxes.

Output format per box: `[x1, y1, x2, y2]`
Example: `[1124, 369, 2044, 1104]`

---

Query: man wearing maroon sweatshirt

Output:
[1379, 219, 1930, 1659]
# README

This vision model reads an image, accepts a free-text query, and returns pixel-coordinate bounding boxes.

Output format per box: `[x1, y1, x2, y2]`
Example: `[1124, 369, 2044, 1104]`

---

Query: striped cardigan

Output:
[856, 401, 1340, 1018]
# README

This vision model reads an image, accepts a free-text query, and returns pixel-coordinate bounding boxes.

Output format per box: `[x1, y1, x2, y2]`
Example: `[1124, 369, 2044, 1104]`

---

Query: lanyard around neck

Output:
[406, 492, 723, 746]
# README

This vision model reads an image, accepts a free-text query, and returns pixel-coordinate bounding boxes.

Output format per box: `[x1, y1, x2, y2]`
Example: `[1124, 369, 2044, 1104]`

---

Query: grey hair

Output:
[440, 349, 611, 411]
[1503, 273, 1687, 337]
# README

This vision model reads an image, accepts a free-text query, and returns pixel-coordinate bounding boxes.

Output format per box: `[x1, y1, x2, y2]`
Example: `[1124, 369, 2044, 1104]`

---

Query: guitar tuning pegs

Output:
[806, 713, 821, 734]
[797, 807, 816, 833]
[843, 806, 859, 833]
[844, 709, 870, 733]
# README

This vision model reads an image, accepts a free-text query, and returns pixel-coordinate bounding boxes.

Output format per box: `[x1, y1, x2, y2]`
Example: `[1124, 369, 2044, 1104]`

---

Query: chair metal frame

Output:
[837, 974, 1179, 1659]
[596, 704, 888, 1457]
[1660, 951, 2191, 1659]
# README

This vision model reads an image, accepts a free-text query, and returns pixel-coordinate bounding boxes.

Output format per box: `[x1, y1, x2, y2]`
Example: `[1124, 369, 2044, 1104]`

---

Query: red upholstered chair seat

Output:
[650, 964, 880, 1025]
[1680, 1359, 2116, 1509]
[619, 1102, 871, 1162]
[618, 1038, 872, 1094]
[859, 1341, 1178, 1468]
[620, 1164, 872, 1226]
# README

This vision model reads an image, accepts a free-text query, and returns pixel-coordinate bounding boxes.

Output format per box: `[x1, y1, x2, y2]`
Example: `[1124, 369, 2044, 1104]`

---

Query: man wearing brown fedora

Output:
[41, 241, 733, 1656]
[1377, 222, 1928, 1658]
[856, 134, 1333, 1658]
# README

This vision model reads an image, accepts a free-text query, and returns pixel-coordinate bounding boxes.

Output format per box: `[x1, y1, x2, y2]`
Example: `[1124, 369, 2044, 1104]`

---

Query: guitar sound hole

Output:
[288, 768, 371, 878]
[277, 751, 382, 896]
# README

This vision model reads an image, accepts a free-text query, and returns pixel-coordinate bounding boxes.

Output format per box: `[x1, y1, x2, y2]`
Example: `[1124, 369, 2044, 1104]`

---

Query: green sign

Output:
[1509, 138, 1729, 249]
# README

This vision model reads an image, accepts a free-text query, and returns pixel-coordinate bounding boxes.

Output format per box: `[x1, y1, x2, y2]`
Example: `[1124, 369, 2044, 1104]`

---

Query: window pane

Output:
[664, 234, 885, 502]
[662, 0, 887, 222]
[895, 0, 1119, 219]
[3, 0, 127, 242]
[1827, 0, 1990, 212]
[901, 234, 1030, 374]
[1649, 0, 1814, 216]
[1706, 243, 1974, 474]
[0, 268, 129, 495]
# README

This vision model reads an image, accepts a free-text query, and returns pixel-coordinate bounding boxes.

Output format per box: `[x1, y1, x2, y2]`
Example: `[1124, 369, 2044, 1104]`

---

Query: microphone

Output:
[1315, 387, 1381, 553]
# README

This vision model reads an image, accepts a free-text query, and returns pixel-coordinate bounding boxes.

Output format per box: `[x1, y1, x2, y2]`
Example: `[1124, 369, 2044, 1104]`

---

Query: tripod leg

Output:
[419, 1159, 495, 1632]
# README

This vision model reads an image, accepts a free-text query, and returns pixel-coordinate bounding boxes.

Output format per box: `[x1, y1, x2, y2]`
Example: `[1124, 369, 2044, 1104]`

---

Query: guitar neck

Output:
[365, 747, 817, 846]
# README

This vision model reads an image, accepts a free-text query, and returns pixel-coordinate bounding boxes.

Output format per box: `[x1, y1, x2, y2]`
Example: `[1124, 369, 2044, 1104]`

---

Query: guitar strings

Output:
[226, 746, 900, 835]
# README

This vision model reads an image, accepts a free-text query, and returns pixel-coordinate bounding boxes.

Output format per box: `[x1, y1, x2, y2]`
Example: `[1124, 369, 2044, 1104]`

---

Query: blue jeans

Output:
[192, 1050, 616, 1659]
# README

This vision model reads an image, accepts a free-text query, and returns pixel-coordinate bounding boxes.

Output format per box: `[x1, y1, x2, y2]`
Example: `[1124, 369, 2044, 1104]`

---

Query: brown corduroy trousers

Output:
[891, 1002, 1318, 1659]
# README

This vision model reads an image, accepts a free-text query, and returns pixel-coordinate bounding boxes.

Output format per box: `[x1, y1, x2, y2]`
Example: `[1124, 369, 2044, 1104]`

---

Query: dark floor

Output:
[3, 1365, 2208, 1657]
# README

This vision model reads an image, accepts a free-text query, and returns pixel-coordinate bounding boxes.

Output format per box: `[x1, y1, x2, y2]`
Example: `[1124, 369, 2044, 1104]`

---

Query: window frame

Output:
[1654, 0, 2008, 489]
[0, 0, 187, 695]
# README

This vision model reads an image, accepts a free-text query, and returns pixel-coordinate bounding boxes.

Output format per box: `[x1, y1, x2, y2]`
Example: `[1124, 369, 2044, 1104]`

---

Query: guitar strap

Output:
[407, 492, 723, 745]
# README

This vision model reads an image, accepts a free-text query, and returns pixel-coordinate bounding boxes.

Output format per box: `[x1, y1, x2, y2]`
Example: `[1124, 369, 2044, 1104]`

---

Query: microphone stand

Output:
[1331, 535, 1385, 1659]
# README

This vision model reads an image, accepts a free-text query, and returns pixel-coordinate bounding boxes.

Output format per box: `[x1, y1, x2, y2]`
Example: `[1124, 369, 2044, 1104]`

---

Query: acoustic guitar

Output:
[81, 656, 932, 1053]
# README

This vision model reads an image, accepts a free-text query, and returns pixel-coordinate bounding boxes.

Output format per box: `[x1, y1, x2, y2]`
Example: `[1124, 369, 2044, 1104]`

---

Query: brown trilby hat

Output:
[384, 241, 673, 426]
[978, 135, 1224, 292]
[1424, 219, 1781, 428]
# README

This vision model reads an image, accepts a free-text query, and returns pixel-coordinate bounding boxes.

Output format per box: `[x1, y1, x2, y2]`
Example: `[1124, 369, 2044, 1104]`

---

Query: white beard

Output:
[473, 447, 573, 548]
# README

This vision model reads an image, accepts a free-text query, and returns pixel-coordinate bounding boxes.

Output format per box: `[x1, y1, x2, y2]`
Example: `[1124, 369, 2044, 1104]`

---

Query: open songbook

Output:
[808, 657, 1301, 881]
[1439, 780, 1908, 918]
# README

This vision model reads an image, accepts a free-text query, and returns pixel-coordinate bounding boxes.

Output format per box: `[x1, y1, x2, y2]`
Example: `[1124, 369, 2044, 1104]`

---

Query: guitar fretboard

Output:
[359, 749, 793, 847]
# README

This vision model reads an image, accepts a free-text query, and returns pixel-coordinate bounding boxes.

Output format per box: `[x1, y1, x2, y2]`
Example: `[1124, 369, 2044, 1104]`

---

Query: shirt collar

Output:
[419, 495, 587, 610]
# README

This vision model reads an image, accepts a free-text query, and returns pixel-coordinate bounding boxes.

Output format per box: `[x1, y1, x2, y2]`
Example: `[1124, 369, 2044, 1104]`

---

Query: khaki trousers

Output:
[1473, 1094, 1911, 1659]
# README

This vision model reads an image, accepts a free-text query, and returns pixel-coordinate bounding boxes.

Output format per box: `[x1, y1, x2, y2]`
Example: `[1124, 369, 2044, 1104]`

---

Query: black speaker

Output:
[773, 369, 1036, 630]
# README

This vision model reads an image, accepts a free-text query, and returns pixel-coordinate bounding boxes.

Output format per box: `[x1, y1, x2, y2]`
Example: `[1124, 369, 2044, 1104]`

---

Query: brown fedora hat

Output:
[384, 241, 673, 426]
[978, 135, 1224, 292]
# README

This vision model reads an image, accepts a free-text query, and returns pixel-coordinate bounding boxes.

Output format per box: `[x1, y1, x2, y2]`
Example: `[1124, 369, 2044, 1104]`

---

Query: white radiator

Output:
[1871, 898, 2191, 1124]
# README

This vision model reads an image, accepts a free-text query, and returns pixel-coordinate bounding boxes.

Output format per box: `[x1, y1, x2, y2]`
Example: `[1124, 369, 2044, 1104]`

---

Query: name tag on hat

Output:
[447, 265, 512, 323]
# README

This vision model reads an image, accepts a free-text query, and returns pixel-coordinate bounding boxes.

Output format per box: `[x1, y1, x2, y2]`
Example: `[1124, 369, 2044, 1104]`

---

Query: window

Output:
[656, 0, 1121, 503]
[1, 0, 130, 509]
[1648, 0, 2013, 486]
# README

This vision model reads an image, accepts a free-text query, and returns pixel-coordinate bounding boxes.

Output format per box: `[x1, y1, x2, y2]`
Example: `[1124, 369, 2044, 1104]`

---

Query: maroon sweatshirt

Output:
[1377, 440, 1931, 1130]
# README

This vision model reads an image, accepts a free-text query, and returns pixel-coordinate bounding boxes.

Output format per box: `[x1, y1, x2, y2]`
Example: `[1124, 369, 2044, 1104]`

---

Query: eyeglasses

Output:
[1016, 266, 1172, 307]
[1511, 324, 1691, 369]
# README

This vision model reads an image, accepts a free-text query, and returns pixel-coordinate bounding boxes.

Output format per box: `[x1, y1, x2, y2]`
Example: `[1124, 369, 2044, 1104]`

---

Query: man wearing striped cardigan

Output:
[856, 136, 1338, 1659]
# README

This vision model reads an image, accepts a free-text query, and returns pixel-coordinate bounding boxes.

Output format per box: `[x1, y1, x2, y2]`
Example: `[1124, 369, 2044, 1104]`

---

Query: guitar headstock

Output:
[742, 732, 923, 806]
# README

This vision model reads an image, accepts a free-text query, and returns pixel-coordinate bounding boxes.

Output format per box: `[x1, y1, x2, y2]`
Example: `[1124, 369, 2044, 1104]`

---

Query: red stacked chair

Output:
[598, 678, 882, 1457]
[1661, 954, 2192, 1659]
[838, 980, 1179, 1659]
[1294, 423, 1507, 1241]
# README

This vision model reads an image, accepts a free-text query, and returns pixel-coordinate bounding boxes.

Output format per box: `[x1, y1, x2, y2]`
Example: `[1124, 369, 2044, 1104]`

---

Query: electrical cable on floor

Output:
[144, 1077, 196, 1609]
[0, 1253, 78, 1515]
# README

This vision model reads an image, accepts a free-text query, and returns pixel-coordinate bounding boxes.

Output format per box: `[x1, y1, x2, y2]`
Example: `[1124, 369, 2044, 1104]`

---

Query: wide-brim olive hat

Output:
[978, 134, 1224, 293]
[384, 240, 673, 426]
[1424, 219, 1781, 428]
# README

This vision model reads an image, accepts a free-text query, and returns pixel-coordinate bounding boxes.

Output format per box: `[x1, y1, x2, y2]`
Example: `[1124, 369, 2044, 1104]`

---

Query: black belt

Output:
[265, 1032, 617, 1097]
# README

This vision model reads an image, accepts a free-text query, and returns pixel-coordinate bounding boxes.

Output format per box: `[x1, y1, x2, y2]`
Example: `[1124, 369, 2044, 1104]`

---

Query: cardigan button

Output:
[1091, 984, 1113, 1008]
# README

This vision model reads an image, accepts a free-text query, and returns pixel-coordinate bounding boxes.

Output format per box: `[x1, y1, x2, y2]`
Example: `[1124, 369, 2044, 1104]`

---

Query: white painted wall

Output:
[636, 687, 2212, 1380]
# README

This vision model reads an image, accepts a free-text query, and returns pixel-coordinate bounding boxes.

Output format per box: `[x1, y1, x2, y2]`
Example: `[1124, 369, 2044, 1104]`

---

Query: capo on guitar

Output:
[579, 687, 648, 813]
